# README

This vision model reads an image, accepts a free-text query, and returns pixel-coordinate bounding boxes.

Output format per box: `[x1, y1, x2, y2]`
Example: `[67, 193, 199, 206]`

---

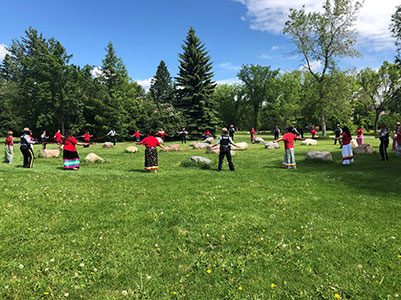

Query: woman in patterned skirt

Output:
[139, 133, 166, 173]
[62, 129, 84, 170]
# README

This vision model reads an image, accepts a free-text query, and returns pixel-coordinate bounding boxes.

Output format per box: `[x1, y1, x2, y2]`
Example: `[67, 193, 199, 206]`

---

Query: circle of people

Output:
[4, 122, 401, 172]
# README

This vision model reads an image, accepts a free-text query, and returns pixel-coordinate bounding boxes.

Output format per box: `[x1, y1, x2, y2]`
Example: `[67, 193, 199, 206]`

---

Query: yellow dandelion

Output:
[91, 272, 94, 275]
[334, 293, 341, 299]
[398, 254, 401, 258]
[238, 286, 243, 290]
[293, 229, 296, 232]
[271, 283, 276, 288]
[299, 264, 303, 267]
[207, 269, 212, 274]
[28, 228, 32, 231]
[44, 292, 49, 295]
[172, 291, 177, 295]
[186, 274, 190, 278]
[97, 243, 101, 246]
[262, 229, 265, 232]
[157, 248, 161, 251]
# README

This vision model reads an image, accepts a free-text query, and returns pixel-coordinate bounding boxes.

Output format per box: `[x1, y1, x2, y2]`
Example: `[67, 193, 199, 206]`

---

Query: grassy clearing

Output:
[1, 133, 400, 299]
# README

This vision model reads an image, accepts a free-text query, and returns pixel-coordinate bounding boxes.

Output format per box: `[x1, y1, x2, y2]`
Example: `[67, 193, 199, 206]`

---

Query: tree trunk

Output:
[374, 110, 380, 133]
[319, 84, 327, 136]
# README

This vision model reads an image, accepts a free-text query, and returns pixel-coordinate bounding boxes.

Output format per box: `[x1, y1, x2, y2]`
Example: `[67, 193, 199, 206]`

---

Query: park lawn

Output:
[0, 134, 400, 300]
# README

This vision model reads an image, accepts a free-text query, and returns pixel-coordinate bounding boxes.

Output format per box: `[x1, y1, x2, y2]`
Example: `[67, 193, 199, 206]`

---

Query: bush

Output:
[180, 159, 215, 170]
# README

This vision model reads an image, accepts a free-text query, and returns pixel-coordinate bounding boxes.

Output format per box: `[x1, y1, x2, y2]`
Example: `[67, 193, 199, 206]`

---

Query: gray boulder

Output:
[189, 142, 209, 149]
[254, 137, 265, 144]
[231, 142, 248, 150]
[301, 139, 317, 146]
[103, 142, 114, 148]
[190, 156, 213, 164]
[40, 149, 60, 158]
[353, 144, 374, 154]
[203, 137, 214, 144]
[265, 142, 279, 149]
[305, 151, 332, 161]
[85, 153, 104, 163]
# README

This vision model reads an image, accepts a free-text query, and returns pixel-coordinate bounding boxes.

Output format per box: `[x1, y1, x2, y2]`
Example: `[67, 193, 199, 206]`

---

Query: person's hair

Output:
[342, 126, 351, 137]
[287, 126, 293, 132]
[7, 130, 13, 136]
[65, 129, 73, 138]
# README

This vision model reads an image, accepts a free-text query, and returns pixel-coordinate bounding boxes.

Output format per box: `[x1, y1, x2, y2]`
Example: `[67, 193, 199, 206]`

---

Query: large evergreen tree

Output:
[175, 27, 219, 136]
[149, 60, 174, 105]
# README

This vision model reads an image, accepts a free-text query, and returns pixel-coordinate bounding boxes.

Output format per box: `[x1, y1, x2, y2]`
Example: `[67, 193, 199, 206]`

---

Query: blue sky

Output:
[0, 0, 398, 89]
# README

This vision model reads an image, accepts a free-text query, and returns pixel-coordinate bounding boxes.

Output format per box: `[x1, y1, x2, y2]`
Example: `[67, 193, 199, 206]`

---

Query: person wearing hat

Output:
[4, 131, 14, 164]
[211, 128, 240, 171]
[20, 127, 36, 168]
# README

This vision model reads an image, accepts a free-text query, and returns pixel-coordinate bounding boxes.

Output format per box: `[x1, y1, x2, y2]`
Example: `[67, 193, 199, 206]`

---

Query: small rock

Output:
[190, 156, 213, 164]
[301, 139, 317, 146]
[156, 137, 164, 144]
[351, 139, 359, 148]
[40, 149, 60, 158]
[164, 144, 181, 151]
[265, 142, 279, 149]
[305, 151, 333, 161]
[231, 142, 248, 150]
[203, 137, 214, 144]
[126, 146, 139, 153]
[103, 142, 114, 148]
[189, 142, 209, 149]
[85, 153, 104, 163]
[353, 144, 374, 154]
[254, 137, 265, 144]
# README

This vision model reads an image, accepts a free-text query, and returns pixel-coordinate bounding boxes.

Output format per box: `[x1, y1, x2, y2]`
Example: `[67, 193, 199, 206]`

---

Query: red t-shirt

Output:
[311, 129, 317, 136]
[83, 133, 91, 141]
[357, 128, 363, 135]
[140, 136, 160, 148]
[396, 134, 401, 143]
[54, 132, 62, 142]
[342, 132, 352, 145]
[5, 136, 13, 146]
[282, 133, 298, 149]
[63, 137, 78, 151]
[156, 131, 167, 137]
[134, 132, 141, 138]
[250, 129, 256, 134]
[204, 131, 211, 136]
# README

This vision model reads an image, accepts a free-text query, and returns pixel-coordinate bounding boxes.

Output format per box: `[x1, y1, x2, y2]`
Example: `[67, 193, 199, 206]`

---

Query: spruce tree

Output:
[175, 27, 219, 136]
[149, 60, 173, 105]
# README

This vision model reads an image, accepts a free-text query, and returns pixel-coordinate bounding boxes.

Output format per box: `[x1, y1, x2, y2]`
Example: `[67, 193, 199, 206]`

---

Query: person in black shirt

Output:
[273, 125, 280, 140]
[229, 125, 235, 141]
[334, 124, 342, 147]
[179, 128, 188, 143]
[211, 128, 240, 171]
[375, 124, 390, 161]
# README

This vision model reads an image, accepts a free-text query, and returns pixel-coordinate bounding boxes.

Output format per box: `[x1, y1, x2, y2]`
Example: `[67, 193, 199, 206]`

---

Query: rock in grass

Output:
[351, 139, 359, 148]
[353, 144, 374, 154]
[103, 142, 114, 148]
[265, 142, 279, 149]
[206, 145, 235, 155]
[231, 142, 248, 150]
[254, 137, 265, 144]
[164, 144, 181, 151]
[156, 137, 164, 144]
[190, 156, 213, 164]
[85, 153, 104, 163]
[125, 146, 139, 153]
[301, 139, 317, 146]
[203, 137, 214, 144]
[40, 149, 60, 158]
[306, 151, 332, 161]
[189, 142, 209, 149]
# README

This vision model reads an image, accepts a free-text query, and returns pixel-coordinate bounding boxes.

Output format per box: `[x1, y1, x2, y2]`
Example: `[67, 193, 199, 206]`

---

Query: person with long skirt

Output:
[62, 129, 84, 170]
[138, 133, 166, 173]
[4, 131, 14, 164]
[340, 126, 354, 166]
[356, 126, 364, 146]
[274, 126, 305, 169]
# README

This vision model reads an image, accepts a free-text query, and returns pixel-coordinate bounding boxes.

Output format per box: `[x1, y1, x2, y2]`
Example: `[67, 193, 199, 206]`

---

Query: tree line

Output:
[1, 1, 401, 139]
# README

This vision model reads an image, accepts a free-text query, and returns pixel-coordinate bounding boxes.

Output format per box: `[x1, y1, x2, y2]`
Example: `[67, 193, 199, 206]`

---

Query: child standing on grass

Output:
[62, 129, 84, 170]
[274, 126, 304, 169]
[4, 131, 14, 164]
[340, 126, 354, 166]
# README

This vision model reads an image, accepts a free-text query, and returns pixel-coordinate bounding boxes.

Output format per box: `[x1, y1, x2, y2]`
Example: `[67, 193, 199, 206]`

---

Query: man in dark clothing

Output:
[212, 128, 239, 171]
[273, 125, 280, 140]
[229, 125, 235, 141]
[179, 128, 188, 143]
[334, 124, 342, 147]
[20, 127, 36, 168]
[376, 124, 390, 161]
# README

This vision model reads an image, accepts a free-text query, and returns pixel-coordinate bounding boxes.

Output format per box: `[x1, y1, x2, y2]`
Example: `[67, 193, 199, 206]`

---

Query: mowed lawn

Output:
[0, 133, 400, 300]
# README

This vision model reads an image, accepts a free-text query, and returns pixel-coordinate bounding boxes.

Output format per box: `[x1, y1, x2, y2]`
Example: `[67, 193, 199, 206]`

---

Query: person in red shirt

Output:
[155, 129, 168, 141]
[138, 133, 166, 173]
[202, 130, 212, 139]
[133, 130, 142, 142]
[83, 131, 93, 148]
[274, 126, 305, 169]
[340, 126, 354, 166]
[54, 130, 63, 149]
[310, 126, 317, 139]
[250, 128, 256, 144]
[4, 130, 14, 164]
[62, 129, 84, 170]
[356, 125, 364, 146]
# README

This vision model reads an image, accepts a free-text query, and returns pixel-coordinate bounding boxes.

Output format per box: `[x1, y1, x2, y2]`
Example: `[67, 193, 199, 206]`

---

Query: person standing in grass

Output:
[62, 129, 84, 170]
[179, 128, 188, 143]
[20, 127, 36, 168]
[250, 128, 256, 144]
[133, 130, 142, 142]
[138, 133, 166, 173]
[4, 131, 14, 164]
[229, 125, 235, 141]
[273, 125, 280, 140]
[310, 126, 317, 139]
[340, 126, 354, 166]
[202, 129, 212, 140]
[375, 124, 390, 161]
[274, 126, 304, 169]
[40, 130, 49, 149]
[107, 129, 118, 146]
[211, 127, 240, 171]
[155, 128, 168, 142]
[392, 130, 398, 152]
[356, 125, 364, 146]
[334, 124, 342, 147]
[54, 129, 63, 149]
[83, 131, 93, 148]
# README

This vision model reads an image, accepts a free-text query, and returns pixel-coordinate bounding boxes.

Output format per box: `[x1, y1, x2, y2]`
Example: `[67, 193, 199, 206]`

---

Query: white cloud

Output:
[218, 62, 241, 71]
[299, 60, 322, 72]
[0, 44, 10, 61]
[136, 78, 154, 90]
[90, 66, 103, 78]
[270, 45, 281, 51]
[215, 78, 241, 85]
[235, 0, 398, 51]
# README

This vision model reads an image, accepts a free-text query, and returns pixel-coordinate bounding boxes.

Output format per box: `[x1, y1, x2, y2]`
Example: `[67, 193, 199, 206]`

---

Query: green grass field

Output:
[1, 133, 400, 299]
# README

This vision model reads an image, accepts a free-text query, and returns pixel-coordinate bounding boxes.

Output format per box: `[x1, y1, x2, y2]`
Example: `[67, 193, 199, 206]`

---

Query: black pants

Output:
[274, 133, 279, 140]
[380, 142, 389, 161]
[110, 136, 116, 146]
[20, 146, 34, 168]
[218, 147, 234, 171]
[229, 134, 234, 141]
[334, 136, 342, 146]
[42, 142, 47, 149]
